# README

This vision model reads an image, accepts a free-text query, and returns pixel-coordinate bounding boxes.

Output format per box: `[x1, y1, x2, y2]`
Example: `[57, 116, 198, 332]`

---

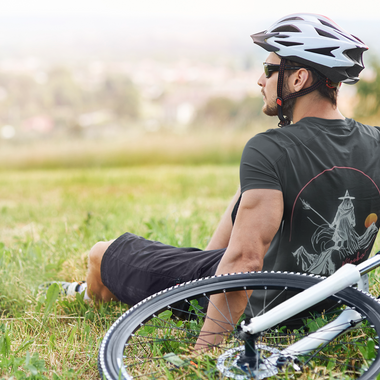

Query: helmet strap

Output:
[276, 59, 290, 127]
[276, 58, 325, 127]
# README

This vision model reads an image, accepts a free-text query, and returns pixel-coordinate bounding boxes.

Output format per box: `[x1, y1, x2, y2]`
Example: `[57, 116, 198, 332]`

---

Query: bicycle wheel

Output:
[98, 271, 380, 380]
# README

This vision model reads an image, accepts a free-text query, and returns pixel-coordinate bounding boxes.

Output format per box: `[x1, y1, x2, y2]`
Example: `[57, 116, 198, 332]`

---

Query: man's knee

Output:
[88, 241, 113, 269]
[87, 240, 119, 302]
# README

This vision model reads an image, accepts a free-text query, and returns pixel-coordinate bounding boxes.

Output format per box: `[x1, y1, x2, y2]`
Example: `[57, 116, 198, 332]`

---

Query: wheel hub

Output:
[216, 344, 282, 379]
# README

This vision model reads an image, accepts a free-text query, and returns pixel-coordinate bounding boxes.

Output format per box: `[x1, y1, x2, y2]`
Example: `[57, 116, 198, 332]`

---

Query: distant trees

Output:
[193, 95, 266, 129]
[354, 58, 380, 121]
[0, 67, 141, 138]
[0, 64, 271, 139]
[100, 75, 140, 120]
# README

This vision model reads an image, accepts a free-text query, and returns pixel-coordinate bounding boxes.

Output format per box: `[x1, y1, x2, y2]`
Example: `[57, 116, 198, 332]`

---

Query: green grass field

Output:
[0, 164, 240, 379]
[1, 151, 380, 378]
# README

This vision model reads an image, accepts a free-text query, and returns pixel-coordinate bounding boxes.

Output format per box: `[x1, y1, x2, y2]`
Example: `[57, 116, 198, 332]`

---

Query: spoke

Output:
[103, 274, 380, 380]
[244, 286, 254, 317]
[256, 287, 287, 317]
[202, 292, 235, 330]
[223, 289, 234, 325]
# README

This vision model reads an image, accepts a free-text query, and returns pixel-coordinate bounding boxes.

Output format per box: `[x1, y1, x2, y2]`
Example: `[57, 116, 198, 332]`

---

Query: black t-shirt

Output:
[234, 117, 380, 277]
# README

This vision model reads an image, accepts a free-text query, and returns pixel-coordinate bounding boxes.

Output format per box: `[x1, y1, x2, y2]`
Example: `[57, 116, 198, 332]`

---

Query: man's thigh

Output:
[100, 232, 225, 305]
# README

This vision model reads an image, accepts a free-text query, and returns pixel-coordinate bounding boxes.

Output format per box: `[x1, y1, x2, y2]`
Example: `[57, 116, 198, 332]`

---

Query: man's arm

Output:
[195, 188, 283, 349]
[205, 187, 241, 250]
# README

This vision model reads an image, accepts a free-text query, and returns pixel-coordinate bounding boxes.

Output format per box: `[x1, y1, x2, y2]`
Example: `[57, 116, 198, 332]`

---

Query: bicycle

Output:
[98, 253, 380, 379]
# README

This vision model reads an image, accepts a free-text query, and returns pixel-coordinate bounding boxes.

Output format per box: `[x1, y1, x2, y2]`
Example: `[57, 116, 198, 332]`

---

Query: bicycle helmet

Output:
[250, 13, 368, 126]
[251, 13, 368, 84]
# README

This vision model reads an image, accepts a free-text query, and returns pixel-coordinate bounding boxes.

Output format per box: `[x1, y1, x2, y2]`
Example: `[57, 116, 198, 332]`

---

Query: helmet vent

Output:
[318, 19, 339, 31]
[344, 47, 366, 65]
[282, 16, 304, 22]
[305, 47, 338, 57]
[336, 30, 360, 44]
[272, 25, 301, 33]
[275, 40, 304, 47]
[315, 28, 338, 40]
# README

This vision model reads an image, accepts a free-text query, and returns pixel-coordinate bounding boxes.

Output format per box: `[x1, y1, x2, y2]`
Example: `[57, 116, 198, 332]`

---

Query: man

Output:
[46, 13, 380, 347]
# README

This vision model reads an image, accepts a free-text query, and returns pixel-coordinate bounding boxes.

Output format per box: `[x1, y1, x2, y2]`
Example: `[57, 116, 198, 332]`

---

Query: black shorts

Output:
[100, 232, 225, 305]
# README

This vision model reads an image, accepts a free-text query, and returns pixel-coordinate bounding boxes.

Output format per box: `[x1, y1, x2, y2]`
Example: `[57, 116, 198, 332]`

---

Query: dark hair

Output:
[284, 59, 338, 107]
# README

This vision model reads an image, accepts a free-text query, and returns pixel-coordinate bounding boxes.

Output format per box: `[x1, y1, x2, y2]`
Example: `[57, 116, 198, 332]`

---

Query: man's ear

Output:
[292, 68, 312, 92]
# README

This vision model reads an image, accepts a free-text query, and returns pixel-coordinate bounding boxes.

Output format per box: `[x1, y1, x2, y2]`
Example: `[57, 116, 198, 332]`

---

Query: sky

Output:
[1, 0, 379, 20]
[0, 0, 379, 64]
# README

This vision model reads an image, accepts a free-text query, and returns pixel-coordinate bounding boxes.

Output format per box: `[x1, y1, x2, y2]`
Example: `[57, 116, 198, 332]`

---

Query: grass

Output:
[0, 129, 258, 170]
[0, 159, 380, 378]
[0, 164, 239, 379]
[121, 304, 379, 379]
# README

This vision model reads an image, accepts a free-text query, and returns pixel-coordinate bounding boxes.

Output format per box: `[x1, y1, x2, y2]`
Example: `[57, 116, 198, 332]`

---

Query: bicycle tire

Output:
[98, 271, 380, 379]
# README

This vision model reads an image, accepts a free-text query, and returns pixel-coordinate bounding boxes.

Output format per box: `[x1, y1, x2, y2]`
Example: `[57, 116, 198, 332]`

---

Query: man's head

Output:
[251, 13, 368, 126]
[258, 53, 339, 122]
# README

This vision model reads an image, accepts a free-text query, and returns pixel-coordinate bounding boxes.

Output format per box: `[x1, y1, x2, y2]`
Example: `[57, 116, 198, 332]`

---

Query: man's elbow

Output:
[238, 253, 263, 273]
[244, 259, 263, 272]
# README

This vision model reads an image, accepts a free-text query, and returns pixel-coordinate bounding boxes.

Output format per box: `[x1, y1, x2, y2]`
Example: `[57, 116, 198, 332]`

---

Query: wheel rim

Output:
[99, 272, 380, 380]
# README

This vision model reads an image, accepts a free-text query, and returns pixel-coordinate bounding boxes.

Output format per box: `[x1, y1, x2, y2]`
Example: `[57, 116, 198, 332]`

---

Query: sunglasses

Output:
[263, 63, 309, 78]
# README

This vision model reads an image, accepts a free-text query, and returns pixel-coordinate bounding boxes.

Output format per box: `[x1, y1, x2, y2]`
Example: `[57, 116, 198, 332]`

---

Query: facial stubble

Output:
[262, 80, 296, 122]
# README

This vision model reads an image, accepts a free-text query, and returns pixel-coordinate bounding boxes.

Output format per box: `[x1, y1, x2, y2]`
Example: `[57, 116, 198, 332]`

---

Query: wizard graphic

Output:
[293, 190, 378, 275]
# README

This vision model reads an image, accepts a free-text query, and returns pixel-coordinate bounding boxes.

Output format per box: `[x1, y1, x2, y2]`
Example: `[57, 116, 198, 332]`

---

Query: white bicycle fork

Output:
[240, 256, 380, 363]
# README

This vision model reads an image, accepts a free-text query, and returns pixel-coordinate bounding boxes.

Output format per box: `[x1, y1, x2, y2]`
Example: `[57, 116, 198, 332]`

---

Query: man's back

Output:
[240, 117, 380, 276]
[239, 117, 380, 316]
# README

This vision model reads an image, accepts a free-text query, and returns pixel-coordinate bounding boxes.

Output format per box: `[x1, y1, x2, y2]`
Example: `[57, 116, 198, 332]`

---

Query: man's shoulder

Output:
[348, 118, 380, 137]
[292, 117, 380, 140]
[242, 127, 302, 166]
[369, 124, 380, 133]
[296, 117, 378, 130]
[245, 117, 380, 153]
[249, 122, 318, 147]
[246, 127, 289, 151]
[249, 125, 297, 142]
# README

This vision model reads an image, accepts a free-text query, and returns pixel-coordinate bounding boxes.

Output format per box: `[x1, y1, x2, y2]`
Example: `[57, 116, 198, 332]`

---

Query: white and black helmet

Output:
[251, 13, 368, 84]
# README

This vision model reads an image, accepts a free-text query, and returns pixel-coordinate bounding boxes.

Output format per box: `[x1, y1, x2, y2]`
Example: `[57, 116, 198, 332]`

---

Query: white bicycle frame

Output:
[240, 255, 380, 363]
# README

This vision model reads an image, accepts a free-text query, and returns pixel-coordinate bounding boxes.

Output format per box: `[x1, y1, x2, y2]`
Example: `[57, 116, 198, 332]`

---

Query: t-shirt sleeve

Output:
[240, 133, 283, 193]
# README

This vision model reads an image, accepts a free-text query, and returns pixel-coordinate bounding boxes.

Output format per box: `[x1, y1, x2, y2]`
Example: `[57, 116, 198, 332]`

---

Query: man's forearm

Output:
[194, 288, 253, 349]
[195, 189, 283, 350]
[205, 187, 240, 250]
[194, 254, 262, 350]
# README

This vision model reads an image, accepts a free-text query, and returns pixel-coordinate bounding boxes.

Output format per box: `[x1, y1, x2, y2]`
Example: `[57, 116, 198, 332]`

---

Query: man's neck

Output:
[292, 93, 345, 124]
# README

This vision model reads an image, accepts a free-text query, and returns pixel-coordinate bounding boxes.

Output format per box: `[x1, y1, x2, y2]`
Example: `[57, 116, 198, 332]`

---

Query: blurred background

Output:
[0, 0, 379, 168]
